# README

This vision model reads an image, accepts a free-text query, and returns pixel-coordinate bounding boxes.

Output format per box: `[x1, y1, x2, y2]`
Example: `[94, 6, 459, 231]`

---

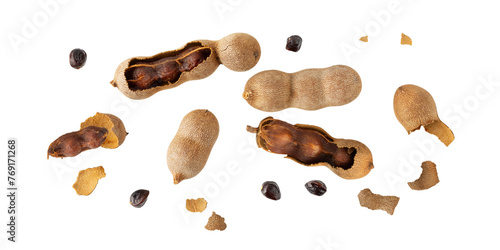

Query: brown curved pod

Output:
[393, 84, 454, 146]
[80, 112, 127, 149]
[167, 109, 219, 184]
[247, 117, 373, 179]
[111, 33, 261, 100]
[243, 65, 361, 112]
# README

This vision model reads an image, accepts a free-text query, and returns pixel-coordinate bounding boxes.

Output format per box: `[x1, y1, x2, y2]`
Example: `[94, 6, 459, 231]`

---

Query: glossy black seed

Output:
[130, 189, 150, 208]
[286, 35, 302, 52]
[69, 48, 87, 69]
[305, 180, 327, 196]
[261, 181, 281, 200]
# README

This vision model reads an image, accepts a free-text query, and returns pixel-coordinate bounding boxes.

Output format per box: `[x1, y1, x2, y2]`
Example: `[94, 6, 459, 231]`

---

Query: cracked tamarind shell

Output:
[110, 33, 260, 100]
[247, 117, 374, 180]
[167, 109, 219, 184]
[80, 112, 127, 149]
[393, 84, 454, 146]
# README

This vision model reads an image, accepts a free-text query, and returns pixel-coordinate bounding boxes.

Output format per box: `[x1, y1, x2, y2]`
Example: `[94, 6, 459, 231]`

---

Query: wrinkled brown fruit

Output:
[47, 126, 108, 159]
[247, 117, 373, 179]
[358, 188, 400, 215]
[125, 45, 211, 90]
[408, 161, 439, 190]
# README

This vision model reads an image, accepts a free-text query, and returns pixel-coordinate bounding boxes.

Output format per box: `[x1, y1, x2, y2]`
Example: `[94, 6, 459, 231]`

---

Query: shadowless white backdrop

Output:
[1, 0, 500, 249]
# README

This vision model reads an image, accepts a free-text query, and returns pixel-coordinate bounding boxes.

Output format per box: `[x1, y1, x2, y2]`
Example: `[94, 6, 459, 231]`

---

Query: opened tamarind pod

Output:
[247, 117, 374, 179]
[111, 33, 261, 100]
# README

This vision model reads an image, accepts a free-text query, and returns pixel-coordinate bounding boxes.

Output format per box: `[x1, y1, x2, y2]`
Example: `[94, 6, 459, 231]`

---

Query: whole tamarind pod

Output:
[242, 65, 361, 112]
[47, 126, 108, 159]
[167, 110, 219, 184]
[247, 117, 373, 179]
[111, 33, 261, 100]
[393, 84, 454, 146]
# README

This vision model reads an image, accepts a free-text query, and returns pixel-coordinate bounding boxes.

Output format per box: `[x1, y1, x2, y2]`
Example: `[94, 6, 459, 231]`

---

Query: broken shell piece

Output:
[393, 84, 454, 146]
[359, 36, 368, 42]
[358, 188, 400, 215]
[80, 112, 128, 149]
[401, 33, 412, 45]
[408, 161, 439, 190]
[72, 166, 106, 196]
[205, 212, 227, 231]
[186, 198, 208, 213]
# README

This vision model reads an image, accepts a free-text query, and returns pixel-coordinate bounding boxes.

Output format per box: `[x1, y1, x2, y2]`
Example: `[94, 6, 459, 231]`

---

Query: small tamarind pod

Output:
[393, 84, 454, 146]
[167, 109, 219, 184]
[242, 65, 362, 112]
[247, 117, 373, 179]
[111, 33, 261, 100]
[47, 126, 108, 159]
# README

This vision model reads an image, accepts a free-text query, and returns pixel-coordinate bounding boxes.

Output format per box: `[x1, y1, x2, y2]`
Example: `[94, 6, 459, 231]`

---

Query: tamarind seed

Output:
[130, 189, 150, 208]
[286, 35, 302, 52]
[305, 180, 327, 196]
[69, 48, 87, 69]
[261, 181, 281, 200]
[178, 49, 209, 72]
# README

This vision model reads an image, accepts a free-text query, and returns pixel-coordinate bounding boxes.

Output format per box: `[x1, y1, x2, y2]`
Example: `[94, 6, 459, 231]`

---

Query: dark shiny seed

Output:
[286, 35, 302, 52]
[69, 48, 87, 69]
[130, 189, 150, 208]
[261, 181, 281, 200]
[305, 180, 327, 196]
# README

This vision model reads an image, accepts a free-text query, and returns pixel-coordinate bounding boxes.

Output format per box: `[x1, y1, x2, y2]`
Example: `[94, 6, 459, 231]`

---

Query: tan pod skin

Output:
[247, 117, 374, 180]
[393, 84, 454, 146]
[242, 65, 362, 112]
[111, 33, 261, 100]
[408, 161, 439, 190]
[80, 112, 127, 149]
[358, 188, 400, 215]
[167, 109, 219, 184]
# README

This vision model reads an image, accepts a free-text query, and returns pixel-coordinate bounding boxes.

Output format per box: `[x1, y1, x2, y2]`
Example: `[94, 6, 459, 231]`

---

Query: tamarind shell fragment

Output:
[80, 112, 127, 149]
[247, 117, 374, 180]
[358, 188, 399, 215]
[393, 84, 454, 146]
[408, 161, 439, 190]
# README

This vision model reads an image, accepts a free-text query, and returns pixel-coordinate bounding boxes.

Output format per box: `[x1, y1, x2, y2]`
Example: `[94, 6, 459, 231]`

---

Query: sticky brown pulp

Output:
[258, 120, 356, 170]
[125, 43, 212, 90]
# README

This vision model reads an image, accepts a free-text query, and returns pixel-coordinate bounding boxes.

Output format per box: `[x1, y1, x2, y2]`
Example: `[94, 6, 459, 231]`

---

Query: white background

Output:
[1, 0, 500, 249]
